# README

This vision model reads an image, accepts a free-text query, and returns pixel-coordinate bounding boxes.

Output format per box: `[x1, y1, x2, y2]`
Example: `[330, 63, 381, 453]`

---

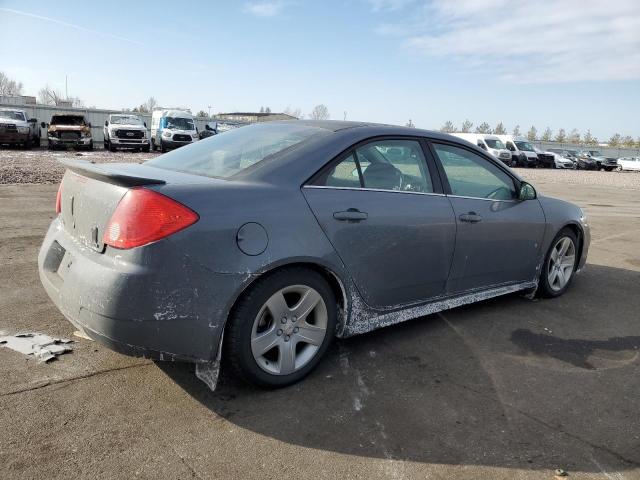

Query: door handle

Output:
[333, 209, 368, 222]
[459, 212, 482, 223]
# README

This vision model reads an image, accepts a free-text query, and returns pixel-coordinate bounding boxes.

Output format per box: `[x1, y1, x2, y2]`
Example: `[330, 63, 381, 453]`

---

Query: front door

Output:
[303, 138, 456, 309]
[430, 141, 546, 294]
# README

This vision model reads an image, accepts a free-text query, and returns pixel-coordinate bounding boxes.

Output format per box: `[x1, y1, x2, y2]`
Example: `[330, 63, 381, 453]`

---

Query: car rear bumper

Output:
[38, 217, 247, 363]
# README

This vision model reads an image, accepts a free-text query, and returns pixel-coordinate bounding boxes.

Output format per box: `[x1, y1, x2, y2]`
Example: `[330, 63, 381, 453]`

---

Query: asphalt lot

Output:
[1, 151, 639, 479]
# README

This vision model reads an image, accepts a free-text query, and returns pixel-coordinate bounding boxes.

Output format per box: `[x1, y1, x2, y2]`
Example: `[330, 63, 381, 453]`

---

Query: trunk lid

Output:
[59, 159, 223, 252]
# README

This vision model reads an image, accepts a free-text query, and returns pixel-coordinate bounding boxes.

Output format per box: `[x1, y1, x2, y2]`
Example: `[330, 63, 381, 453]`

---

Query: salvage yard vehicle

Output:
[103, 114, 150, 152]
[0, 108, 40, 148]
[199, 121, 218, 139]
[546, 148, 577, 169]
[580, 150, 618, 171]
[574, 151, 599, 170]
[498, 135, 539, 168]
[616, 157, 640, 171]
[44, 114, 93, 150]
[451, 133, 513, 165]
[150, 109, 198, 153]
[38, 121, 590, 388]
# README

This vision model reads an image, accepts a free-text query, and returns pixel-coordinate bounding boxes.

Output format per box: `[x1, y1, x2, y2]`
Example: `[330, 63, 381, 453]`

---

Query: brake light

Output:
[55, 183, 62, 215]
[104, 188, 199, 249]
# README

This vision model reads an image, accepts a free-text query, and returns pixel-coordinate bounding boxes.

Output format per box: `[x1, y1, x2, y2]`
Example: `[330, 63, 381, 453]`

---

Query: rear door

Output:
[429, 141, 546, 294]
[303, 137, 456, 309]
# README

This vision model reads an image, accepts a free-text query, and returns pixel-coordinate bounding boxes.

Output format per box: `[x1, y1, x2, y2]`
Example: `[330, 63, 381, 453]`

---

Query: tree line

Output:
[439, 119, 639, 148]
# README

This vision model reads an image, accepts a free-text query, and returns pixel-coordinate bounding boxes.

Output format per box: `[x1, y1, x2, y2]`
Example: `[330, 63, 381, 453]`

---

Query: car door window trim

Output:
[302, 185, 446, 197]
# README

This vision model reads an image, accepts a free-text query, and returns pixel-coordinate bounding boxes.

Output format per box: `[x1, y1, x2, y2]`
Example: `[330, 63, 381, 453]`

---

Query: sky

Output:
[0, 0, 639, 140]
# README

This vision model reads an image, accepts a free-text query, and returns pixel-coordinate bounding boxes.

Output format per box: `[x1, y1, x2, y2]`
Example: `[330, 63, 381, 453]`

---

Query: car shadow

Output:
[158, 264, 640, 473]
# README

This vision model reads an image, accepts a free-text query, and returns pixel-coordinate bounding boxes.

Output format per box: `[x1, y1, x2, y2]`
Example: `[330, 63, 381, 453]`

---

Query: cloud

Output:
[373, 0, 640, 83]
[242, 1, 289, 17]
[0, 8, 144, 46]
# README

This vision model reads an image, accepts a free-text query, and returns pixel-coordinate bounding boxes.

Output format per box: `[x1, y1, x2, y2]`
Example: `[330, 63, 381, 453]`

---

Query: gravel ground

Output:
[1, 147, 639, 188]
[0, 147, 159, 184]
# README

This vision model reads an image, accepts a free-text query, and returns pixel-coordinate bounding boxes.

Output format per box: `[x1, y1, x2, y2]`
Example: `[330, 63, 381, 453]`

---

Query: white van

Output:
[151, 109, 198, 152]
[496, 135, 539, 168]
[450, 133, 512, 165]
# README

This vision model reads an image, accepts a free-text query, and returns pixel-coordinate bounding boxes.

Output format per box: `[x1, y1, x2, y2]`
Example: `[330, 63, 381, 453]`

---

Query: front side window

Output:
[484, 139, 506, 149]
[432, 143, 517, 200]
[312, 139, 433, 193]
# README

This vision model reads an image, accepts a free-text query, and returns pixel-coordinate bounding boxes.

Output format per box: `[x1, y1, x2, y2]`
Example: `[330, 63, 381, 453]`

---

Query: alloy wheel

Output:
[547, 237, 576, 292]
[251, 285, 328, 375]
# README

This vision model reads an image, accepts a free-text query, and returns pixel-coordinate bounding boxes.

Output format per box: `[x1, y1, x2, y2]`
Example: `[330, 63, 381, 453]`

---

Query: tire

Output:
[538, 228, 579, 298]
[226, 267, 337, 388]
[142, 145, 150, 153]
[87, 141, 93, 151]
[616, 165, 623, 172]
[151, 138, 157, 151]
[47, 141, 54, 151]
[109, 143, 117, 152]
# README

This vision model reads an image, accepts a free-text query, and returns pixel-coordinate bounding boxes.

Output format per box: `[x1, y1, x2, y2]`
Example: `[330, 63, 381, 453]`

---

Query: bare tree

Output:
[283, 106, 302, 119]
[309, 104, 330, 120]
[583, 129, 596, 146]
[440, 120, 455, 133]
[493, 122, 507, 135]
[461, 119, 473, 133]
[555, 128, 567, 143]
[475, 122, 491, 133]
[0, 71, 24, 96]
[526, 126, 537, 141]
[541, 127, 553, 142]
[608, 133, 621, 147]
[196, 110, 208, 118]
[38, 85, 65, 106]
[568, 129, 581, 144]
[621, 135, 635, 148]
[144, 97, 158, 112]
[512, 125, 521, 137]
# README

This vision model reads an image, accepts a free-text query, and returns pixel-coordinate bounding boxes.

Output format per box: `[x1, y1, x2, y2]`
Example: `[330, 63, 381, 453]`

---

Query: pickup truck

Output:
[103, 114, 150, 152]
[44, 114, 93, 150]
[0, 108, 40, 148]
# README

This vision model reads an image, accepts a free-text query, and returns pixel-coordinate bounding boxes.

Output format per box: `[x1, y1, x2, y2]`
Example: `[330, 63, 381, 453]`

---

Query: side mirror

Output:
[40, 122, 47, 129]
[144, 122, 147, 128]
[105, 120, 109, 127]
[519, 182, 537, 201]
[29, 118, 37, 123]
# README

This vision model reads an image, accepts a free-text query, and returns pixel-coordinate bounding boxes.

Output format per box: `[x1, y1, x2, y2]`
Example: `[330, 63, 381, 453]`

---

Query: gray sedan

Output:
[38, 121, 590, 388]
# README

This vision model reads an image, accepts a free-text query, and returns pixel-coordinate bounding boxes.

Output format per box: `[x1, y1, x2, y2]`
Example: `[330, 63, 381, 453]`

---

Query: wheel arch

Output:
[560, 221, 584, 266]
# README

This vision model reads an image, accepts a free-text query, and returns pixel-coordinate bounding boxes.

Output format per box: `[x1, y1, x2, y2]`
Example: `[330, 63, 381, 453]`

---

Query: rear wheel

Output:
[226, 267, 337, 388]
[538, 228, 578, 298]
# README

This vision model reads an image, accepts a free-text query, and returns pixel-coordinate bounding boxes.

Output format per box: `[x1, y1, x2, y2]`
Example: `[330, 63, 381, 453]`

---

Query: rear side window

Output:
[147, 123, 330, 179]
[312, 139, 433, 193]
[432, 143, 517, 200]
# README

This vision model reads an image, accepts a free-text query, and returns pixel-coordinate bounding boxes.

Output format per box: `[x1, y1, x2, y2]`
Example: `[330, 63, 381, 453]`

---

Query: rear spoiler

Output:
[60, 159, 166, 187]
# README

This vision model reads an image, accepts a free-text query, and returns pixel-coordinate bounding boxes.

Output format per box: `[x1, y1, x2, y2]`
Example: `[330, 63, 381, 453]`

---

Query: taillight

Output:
[55, 183, 62, 215]
[103, 188, 199, 249]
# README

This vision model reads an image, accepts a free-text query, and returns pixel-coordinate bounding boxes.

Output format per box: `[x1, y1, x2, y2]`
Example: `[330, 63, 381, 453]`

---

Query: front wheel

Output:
[142, 144, 150, 153]
[225, 267, 337, 388]
[538, 228, 578, 298]
[160, 140, 167, 153]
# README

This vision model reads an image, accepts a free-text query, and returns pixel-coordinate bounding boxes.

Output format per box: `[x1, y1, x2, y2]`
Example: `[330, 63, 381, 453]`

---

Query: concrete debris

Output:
[0, 333, 73, 362]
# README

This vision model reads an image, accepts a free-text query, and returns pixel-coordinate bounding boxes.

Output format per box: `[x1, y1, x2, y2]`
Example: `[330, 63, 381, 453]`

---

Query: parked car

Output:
[451, 133, 513, 165]
[0, 108, 40, 148]
[151, 109, 198, 152]
[43, 114, 93, 150]
[575, 151, 600, 170]
[580, 150, 618, 171]
[498, 135, 538, 167]
[38, 121, 590, 388]
[199, 121, 218, 140]
[103, 114, 150, 152]
[546, 149, 577, 169]
[616, 157, 640, 171]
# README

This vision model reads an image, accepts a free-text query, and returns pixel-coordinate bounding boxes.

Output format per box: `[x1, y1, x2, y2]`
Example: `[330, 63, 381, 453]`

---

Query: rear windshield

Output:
[51, 115, 86, 126]
[146, 123, 330, 179]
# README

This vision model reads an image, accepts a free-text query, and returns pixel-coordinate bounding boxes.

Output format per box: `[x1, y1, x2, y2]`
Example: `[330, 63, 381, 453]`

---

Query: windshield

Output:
[484, 139, 506, 149]
[0, 110, 26, 121]
[165, 117, 195, 131]
[589, 151, 603, 157]
[111, 115, 143, 125]
[51, 115, 86, 126]
[147, 123, 330, 179]
[514, 141, 534, 152]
